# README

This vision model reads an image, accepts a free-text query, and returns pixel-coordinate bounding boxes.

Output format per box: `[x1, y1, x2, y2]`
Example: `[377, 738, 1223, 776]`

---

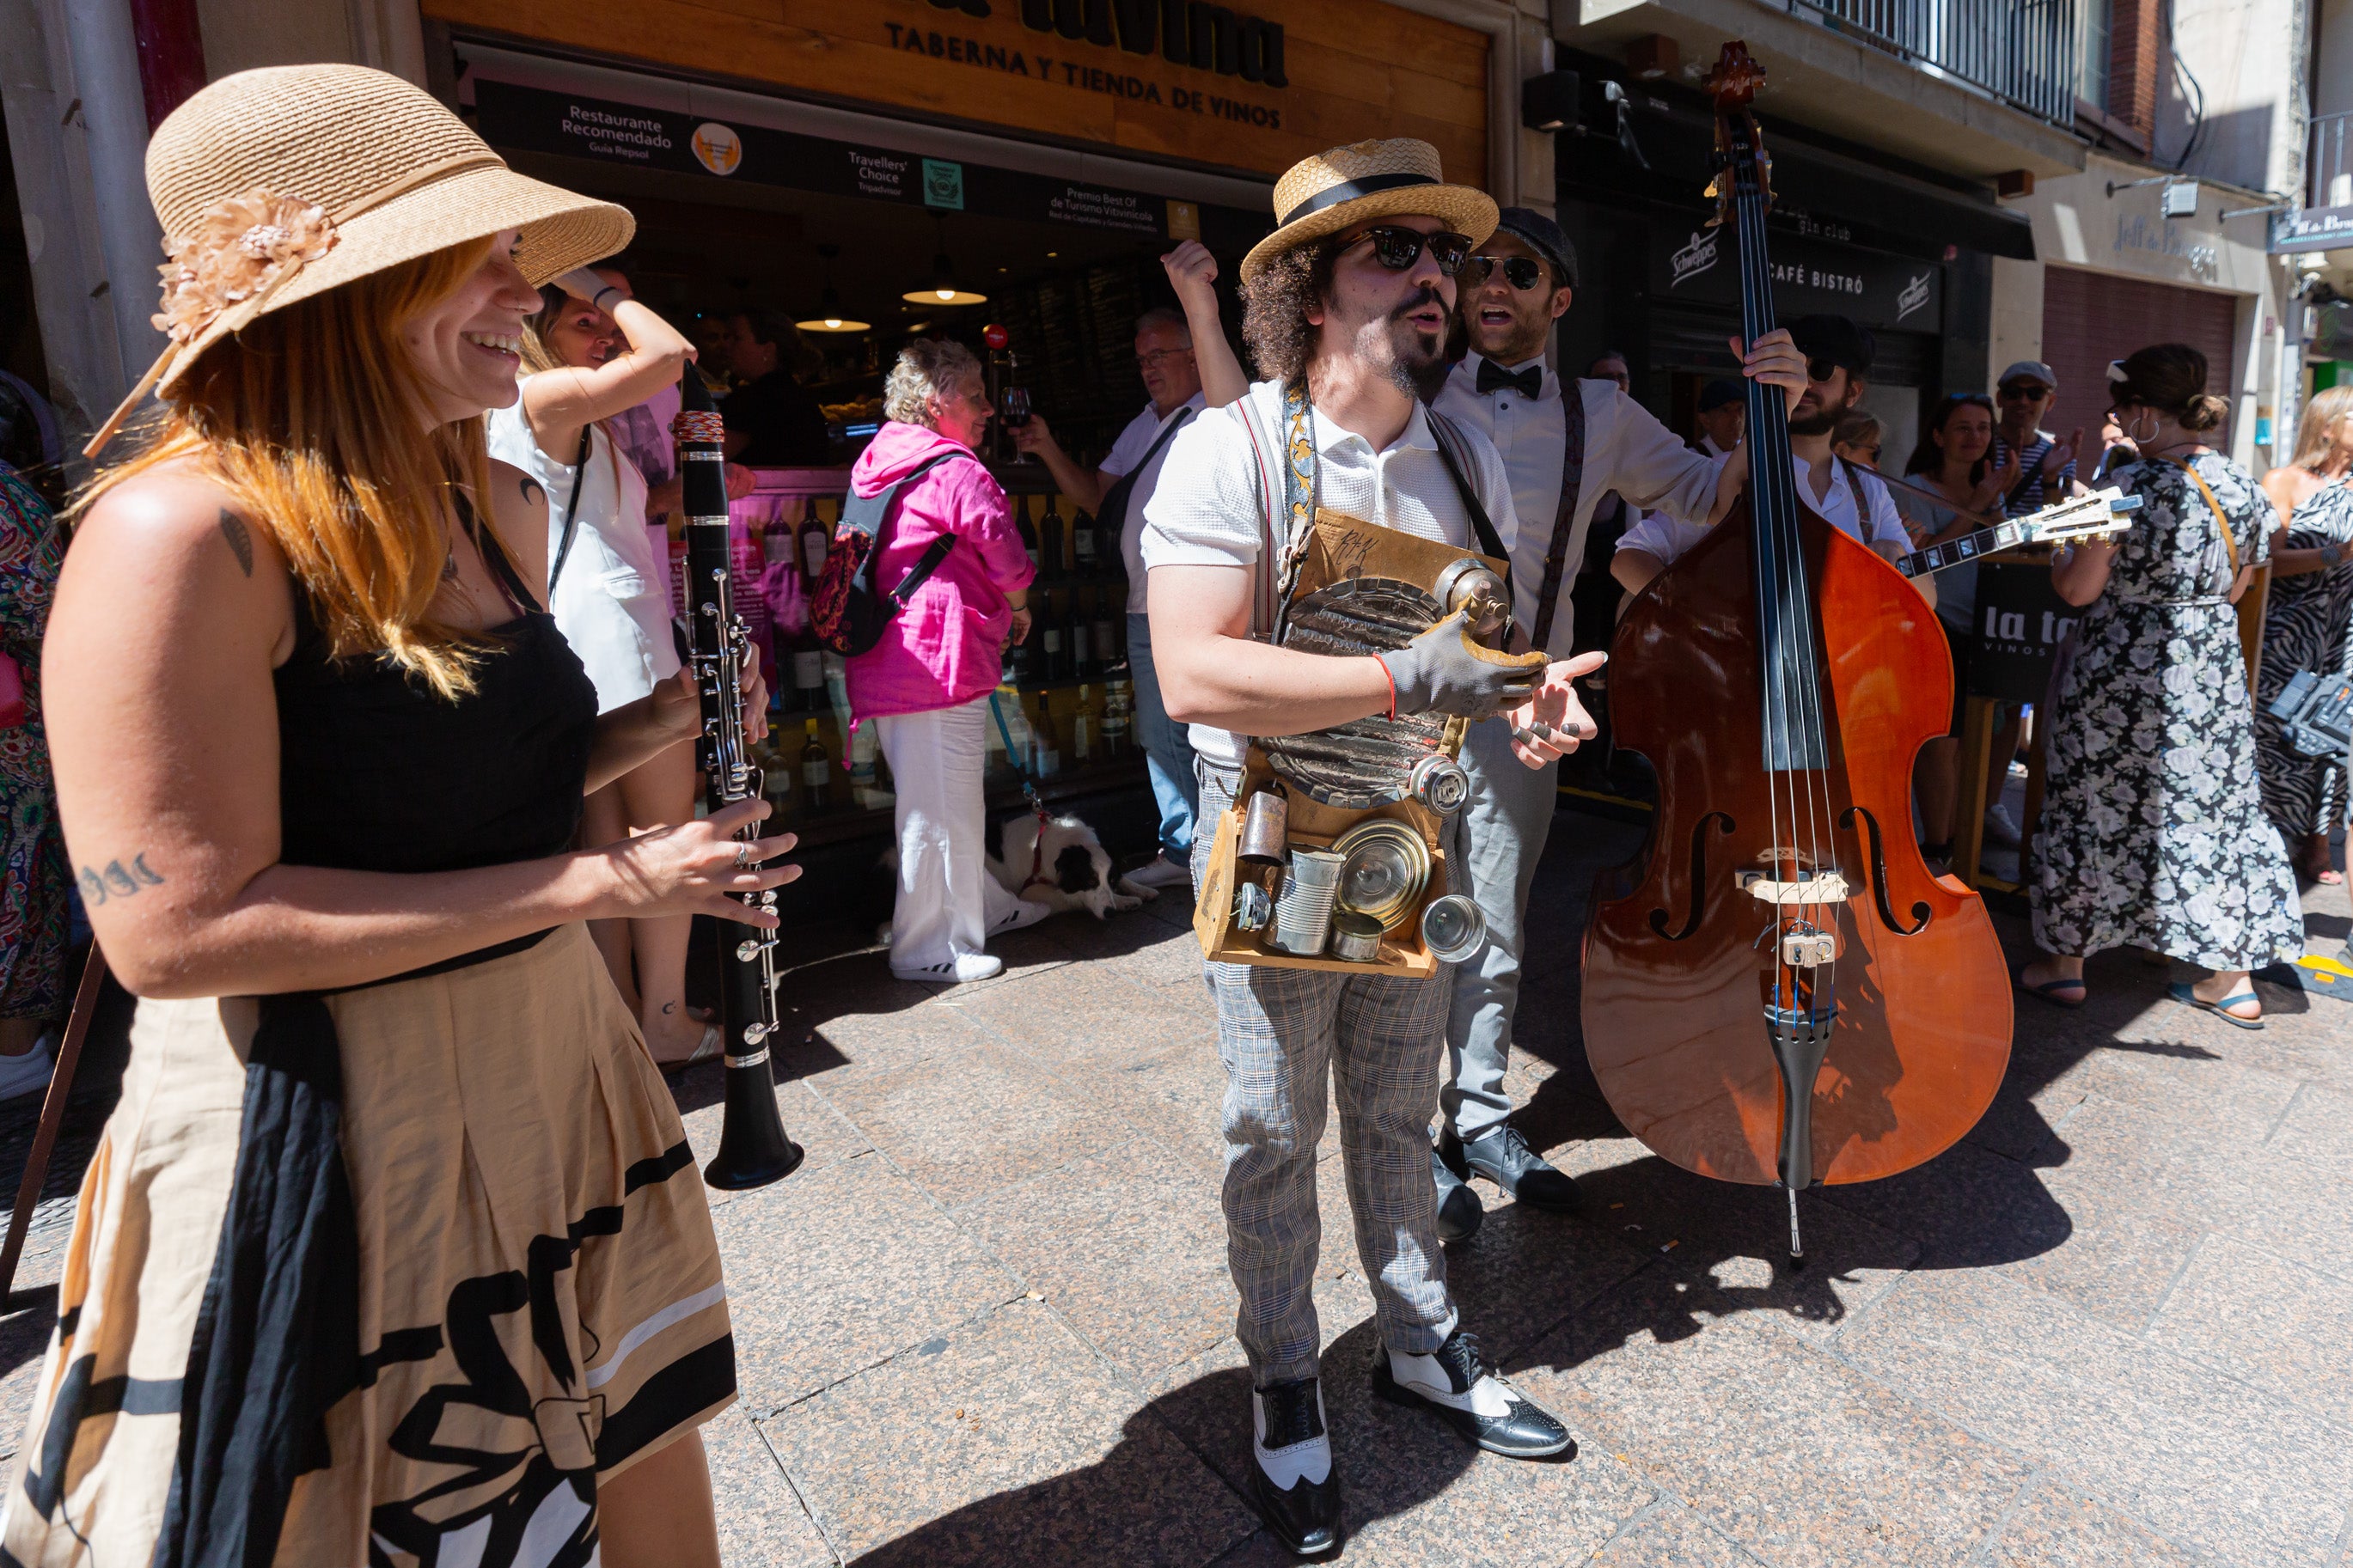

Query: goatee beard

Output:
[1788, 405, 1840, 436]
[1379, 288, 1447, 400]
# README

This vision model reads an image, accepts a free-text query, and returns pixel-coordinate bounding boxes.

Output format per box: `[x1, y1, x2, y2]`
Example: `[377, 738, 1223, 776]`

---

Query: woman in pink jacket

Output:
[853, 340, 1049, 982]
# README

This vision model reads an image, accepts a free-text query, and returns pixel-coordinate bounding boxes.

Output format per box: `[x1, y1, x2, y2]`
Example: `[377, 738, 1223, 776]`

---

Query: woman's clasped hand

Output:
[602, 797, 800, 927]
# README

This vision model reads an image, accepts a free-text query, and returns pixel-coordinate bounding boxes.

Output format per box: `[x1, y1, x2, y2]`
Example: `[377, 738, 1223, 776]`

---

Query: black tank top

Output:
[272, 498, 598, 874]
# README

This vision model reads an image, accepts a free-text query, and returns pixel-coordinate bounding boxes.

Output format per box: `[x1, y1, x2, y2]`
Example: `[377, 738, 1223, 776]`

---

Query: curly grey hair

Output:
[884, 339, 985, 429]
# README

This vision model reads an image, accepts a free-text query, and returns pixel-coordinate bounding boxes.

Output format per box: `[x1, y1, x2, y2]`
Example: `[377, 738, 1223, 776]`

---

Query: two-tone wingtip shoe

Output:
[1248, 1376, 1342, 1556]
[1373, 1328, 1575, 1459]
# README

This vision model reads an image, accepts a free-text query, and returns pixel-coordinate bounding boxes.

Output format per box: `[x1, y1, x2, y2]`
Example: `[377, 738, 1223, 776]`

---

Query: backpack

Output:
[810, 450, 964, 656]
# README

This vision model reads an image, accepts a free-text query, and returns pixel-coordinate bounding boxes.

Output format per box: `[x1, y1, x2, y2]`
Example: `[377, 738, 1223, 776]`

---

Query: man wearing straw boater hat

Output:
[1140, 139, 1594, 1555]
[19, 65, 795, 1568]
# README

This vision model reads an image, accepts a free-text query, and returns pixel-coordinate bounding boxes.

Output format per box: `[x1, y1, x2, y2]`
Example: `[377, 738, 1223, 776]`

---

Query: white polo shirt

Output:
[1103, 391, 1208, 614]
[1433, 352, 1720, 656]
[1140, 377, 1519, 768]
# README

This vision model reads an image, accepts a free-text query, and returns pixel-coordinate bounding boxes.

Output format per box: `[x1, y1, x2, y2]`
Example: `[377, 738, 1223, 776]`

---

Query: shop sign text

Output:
[1653, 224, 1943, 332]
[883, 16, 1281, 129]
[2113, 212, 2219, 282]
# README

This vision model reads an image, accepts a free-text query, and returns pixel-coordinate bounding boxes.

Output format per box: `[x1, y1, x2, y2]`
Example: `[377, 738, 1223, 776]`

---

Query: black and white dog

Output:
[989, 811, 1156, 919]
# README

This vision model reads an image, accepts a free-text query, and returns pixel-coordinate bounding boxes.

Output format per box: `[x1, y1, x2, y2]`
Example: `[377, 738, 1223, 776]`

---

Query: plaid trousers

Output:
[1194, 760, 1459, 1388]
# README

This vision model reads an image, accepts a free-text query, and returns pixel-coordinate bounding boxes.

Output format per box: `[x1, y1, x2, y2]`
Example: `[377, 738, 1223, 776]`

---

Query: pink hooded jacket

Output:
[844, 420, 1036, 722]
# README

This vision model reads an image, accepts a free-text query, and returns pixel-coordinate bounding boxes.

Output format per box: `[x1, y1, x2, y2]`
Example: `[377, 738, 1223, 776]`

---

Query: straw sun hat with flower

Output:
[1240, 137, 1497, 283]
[88, 63, 633, 455]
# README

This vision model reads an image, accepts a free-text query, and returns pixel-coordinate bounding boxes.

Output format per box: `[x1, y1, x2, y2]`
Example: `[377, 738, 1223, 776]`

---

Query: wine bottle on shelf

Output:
[1101, 680, 1131, 759]
[1071, 508, 1099, 581]
[761, 506, 794, 568]
[789, 625, 826, 717]
[1031, 690, 1062, 778]
[1039, 491, 1066, 583]
[800, 717, 832, 813]
[1015, 494, 1040, 575]
[1091, 593, 1120, 673]
[761, 707, 796, 814]
[1039, 588, 1066, 682]
[1073, 683, 1097, 766]
[1070, 584, 1093, 680]
[797, 498, 830, 585]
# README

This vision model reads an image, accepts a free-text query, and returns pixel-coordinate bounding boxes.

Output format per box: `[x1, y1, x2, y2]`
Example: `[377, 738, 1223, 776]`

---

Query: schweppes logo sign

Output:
[923, 0, 1288, 87]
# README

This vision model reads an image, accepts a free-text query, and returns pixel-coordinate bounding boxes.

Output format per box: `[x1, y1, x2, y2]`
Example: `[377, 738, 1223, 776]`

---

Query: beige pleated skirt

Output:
[1, 923, 733, 1567]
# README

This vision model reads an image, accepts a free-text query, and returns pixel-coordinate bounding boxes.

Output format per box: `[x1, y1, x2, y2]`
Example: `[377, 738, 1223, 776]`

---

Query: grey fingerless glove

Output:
[1377, 613, 1545, 719]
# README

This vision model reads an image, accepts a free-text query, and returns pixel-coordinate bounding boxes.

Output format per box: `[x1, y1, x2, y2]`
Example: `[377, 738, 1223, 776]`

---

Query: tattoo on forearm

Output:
[218, 510, 253, 577]
[77, 854, 164, 906]
[519, 477, 546, 509]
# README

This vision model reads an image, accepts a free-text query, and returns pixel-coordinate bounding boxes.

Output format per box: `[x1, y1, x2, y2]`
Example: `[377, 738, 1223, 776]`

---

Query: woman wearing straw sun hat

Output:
[19, 65, 793, 1566]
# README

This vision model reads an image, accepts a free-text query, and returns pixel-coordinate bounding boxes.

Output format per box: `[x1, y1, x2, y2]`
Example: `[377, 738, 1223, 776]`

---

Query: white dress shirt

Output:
[1433, 351, 1720, 656]
[1615, 453, 1909, 570]
[1140, 377, 1520, 767]
[1103, 391, 1208, 614]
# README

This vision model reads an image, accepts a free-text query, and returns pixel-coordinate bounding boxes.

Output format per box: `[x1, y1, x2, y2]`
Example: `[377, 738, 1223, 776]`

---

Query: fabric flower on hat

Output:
[152, 188, 337, 345]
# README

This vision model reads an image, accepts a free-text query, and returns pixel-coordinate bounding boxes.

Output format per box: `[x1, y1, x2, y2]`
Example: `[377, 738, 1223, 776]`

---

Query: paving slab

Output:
[762, 1298, 1256, 1566]
[1977, 1480, 2204, 1568]
[2143, 1232, 2353, 1431]
[702, 1403, 834, 1568]
[1588, 1499, 1769, 1566]
[713, 1151, 1018, 1412]
[1513, 1267, 2034, 1568]
[1837, 1266, 2353, 1566]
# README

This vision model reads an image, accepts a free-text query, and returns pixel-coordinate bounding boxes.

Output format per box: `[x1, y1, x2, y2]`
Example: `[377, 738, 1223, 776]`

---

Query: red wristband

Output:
[1375, 656, 1397, 722]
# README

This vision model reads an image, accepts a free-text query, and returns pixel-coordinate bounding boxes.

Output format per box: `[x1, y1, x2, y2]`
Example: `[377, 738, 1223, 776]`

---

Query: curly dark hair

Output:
[1239, 241, 1338, 385]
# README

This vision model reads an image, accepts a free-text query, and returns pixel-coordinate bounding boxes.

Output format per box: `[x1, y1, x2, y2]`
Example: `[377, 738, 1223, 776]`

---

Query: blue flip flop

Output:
[2167, 980, 2264, 1030]
[2014, 963, 2085, 1010]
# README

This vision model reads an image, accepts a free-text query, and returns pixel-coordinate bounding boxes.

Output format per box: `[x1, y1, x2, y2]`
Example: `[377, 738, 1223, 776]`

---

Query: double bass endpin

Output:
[1787, 1185, 1805, 1268]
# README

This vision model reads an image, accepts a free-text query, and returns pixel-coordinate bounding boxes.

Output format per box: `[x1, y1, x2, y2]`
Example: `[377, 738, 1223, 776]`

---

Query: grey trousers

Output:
[1194, 760, 1459, 1387]
[1440, 715, 1562, 1141]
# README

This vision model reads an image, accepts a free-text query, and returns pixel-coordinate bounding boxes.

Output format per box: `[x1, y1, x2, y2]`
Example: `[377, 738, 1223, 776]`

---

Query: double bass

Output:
[1580, 43, 2011, 1260]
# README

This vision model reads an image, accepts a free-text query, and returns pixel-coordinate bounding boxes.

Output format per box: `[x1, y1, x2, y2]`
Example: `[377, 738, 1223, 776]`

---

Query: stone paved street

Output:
[3, 805, 2349, 1565]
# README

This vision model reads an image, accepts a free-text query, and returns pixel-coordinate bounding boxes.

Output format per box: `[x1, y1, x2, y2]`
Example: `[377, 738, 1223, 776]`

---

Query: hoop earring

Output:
[2126, 411, 2159, 444]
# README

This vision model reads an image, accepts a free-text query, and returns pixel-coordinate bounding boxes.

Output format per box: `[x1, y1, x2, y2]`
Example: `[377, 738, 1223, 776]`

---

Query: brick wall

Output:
[2105, 0, 2167, 139]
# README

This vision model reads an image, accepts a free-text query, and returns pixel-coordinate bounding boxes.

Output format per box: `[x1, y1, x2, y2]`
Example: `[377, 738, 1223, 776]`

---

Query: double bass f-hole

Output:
[1649, 812, 1734, 941]
[1838, 805, 1932, 937]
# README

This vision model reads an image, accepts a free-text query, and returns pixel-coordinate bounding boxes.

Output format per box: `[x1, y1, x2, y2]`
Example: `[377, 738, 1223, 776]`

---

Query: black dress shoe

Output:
[1430, 1146, 1483, 1242]
[1247, 1377, 1341, 1557]
[1442, 1124, 1583, 1214]
[1373, 1328, 1575, 1459]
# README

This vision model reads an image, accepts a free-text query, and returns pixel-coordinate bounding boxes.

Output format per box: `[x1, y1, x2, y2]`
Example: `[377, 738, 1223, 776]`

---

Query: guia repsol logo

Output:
[926, 0, 1288, 86]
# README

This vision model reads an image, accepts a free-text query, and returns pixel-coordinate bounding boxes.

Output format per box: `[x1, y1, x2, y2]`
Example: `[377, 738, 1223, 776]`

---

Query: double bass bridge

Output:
[1737, 869, 1850, 906]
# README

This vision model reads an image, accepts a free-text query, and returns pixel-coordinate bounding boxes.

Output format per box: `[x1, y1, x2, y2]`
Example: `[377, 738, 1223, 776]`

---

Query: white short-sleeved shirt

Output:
[1433, 354, 1720, 656]
[488, 394, 683, 714]
[1103, 391, 1208, 614]
[1140, 378, 1520, 768]
[1617, 454, 1906, 571]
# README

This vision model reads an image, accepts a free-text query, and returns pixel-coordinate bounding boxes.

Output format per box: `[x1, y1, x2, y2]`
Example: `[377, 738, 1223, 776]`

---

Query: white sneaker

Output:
[891, 953, 1005, 984]
[1125, 855, 1193, 891]
[1984, 803, 2022, 847]
[991, 899, 1054, 935]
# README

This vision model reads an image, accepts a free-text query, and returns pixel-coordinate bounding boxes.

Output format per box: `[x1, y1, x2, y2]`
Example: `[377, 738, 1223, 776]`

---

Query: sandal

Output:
[657, 1022, 725, 1077]
[2014, 962, 2085, 1010]
[2167, 980, 2264, 1030]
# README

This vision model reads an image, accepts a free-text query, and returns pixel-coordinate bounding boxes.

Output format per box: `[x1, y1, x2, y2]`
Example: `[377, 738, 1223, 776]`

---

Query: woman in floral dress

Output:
[2020, 344, 2303, 1026]
[2254, 476, 2353, 881]
[0, 461, 66, 1058]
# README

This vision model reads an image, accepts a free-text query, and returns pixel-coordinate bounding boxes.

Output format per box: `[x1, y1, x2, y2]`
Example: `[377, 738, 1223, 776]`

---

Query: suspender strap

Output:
[1424, 409, 1512, 571]
[546, 423, 596, 594]
[1526, 381, 1589, 654]
[1838, 456, 1871, 526]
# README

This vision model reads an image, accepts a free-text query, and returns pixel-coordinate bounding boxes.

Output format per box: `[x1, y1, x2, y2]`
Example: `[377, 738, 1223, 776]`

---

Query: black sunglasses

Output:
[1342, 225, 1474, 277]
[1806, 357, 1844, 384]
[1463, 254, 1546, 291]
[1996, 383, 2050, 400]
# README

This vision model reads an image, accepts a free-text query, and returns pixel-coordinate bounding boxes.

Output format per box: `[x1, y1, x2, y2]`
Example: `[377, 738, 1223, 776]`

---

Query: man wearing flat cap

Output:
[1428, 206, 1808, 1236]
[1140, 139, 1591, 1556]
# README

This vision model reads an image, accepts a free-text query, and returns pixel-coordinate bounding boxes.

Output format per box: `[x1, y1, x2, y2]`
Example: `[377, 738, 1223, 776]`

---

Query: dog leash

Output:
[987, 689, 1060, 897]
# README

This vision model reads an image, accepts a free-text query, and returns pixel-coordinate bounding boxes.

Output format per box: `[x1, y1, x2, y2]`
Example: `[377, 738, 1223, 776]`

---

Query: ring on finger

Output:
[734, 845, 755, 870]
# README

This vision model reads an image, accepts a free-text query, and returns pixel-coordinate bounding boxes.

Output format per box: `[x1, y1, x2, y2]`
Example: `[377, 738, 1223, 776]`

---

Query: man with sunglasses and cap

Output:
[1141, 141, 1609, 1557]
[1989, 360, 2081, 516]
[1426, 208, 1809, 1235]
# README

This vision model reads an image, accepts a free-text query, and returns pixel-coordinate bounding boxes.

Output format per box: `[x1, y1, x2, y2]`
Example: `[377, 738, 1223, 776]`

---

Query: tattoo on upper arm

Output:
[519, 477, 546, 509]
[78, 854, 164, 906]
[218, 510, 254, 577]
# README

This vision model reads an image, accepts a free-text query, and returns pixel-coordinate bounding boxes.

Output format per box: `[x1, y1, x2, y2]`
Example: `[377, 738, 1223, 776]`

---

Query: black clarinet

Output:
[674, 371, 804, 1190]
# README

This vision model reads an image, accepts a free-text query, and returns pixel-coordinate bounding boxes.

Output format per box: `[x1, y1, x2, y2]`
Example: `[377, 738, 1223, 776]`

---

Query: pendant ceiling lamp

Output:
[901, 214, 987, 307]
[796, 244, 869, 333]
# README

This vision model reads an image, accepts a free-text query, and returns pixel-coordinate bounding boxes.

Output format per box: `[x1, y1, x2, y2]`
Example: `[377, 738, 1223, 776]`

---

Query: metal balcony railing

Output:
[1788, 0, 2082, 126]
[2312, 112, 2353, 211]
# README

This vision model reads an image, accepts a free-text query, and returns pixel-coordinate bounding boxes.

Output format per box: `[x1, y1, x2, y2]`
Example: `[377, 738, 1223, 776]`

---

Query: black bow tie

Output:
[1476, 360, 1543, 400]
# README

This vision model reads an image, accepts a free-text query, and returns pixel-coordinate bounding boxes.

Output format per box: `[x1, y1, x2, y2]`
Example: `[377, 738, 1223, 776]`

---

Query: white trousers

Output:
[873, 694, 1020, 972]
